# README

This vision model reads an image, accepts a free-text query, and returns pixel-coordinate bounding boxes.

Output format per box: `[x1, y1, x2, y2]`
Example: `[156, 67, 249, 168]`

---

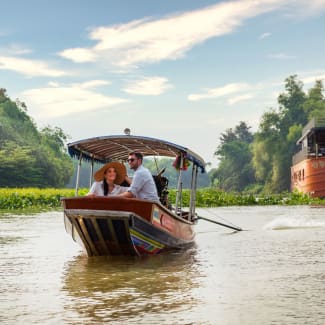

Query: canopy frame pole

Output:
[89, 156, 94, 188]
[189, 164, 198, 221]
[175, 154, 184, 214]
[75, 152, 83, 197]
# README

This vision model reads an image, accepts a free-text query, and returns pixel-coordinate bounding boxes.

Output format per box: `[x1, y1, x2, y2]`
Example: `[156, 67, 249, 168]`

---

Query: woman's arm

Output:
[118, 190, 134, 198]
[87, 181, 102, 196]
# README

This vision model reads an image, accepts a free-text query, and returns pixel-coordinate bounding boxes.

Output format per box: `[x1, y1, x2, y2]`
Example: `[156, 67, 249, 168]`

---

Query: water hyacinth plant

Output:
[0, 188, 87, 210]
[0, 188, 324, 210]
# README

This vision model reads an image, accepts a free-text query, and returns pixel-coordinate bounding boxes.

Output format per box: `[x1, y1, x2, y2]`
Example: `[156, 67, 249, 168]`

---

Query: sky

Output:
[1, 0, 325, 167]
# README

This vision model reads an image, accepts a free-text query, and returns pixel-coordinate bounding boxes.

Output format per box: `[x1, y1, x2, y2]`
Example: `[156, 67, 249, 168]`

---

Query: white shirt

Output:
[88, 181, 129, 196]
[128, 165, 159, 202]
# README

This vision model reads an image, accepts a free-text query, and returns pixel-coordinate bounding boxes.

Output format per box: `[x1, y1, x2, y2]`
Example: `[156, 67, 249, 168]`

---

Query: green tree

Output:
[303, 80, 325, 119]
[0, 141, 43, 187]
[278, 75, 307, 131]
[0, 89, 73, 187]
[212, 121, 255, 191]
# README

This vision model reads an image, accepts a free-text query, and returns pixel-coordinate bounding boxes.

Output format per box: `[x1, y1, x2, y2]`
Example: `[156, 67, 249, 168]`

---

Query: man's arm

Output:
[118, 170, 143, 198]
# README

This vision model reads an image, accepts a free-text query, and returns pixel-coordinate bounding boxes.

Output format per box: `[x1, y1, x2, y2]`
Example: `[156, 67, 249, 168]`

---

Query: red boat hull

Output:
[291, 157, 325, 198]
[62, 196, 195, 256]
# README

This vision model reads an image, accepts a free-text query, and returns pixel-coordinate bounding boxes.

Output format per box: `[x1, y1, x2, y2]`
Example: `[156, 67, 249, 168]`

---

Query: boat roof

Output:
[67, 135, 206, 172]
[296, 116, 325, 144]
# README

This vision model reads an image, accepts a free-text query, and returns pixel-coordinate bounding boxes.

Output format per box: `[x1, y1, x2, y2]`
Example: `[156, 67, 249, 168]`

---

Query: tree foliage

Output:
[0, 89, 73, 187]
[252, 75, 310, 192]
[211, 121, 255, 191]
[303, 80, 325, 118]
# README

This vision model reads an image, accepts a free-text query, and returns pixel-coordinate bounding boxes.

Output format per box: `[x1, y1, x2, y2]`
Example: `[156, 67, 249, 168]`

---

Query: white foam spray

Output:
[264, 216, 325, 230]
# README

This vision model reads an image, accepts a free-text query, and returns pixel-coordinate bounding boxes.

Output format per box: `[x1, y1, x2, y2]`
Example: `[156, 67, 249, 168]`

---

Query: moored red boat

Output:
[291, 116, 325, 198]
[61, 134, 206, 256]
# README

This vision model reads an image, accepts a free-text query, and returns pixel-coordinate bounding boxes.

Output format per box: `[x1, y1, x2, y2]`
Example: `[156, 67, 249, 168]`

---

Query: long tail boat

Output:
[291, 116, 325, 198]
[61, 134, 206, 256]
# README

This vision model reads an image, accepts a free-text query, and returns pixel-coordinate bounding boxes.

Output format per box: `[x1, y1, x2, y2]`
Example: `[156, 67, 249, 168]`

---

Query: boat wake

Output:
[264, 217, 325, 230]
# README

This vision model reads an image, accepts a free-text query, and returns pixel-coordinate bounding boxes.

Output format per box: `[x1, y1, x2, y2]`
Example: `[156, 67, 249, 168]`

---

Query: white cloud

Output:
[0, 55, 67, 77]
[282, 0, 325, 19]
[75, 80, 111, 89]
[122, 76, 172, 95]
[228, 93, 255, 105]
[21, 83, 128, 119]
[2, 43, 33, 55]
[58, 0, 288, 68]
[48, 81, 59, 87]
[188, 83, 250, 101]
[259, 32, 272, 39]
[267, 52, 296, 60]
[59, 47, 97, 63]
[48, 79, 110, 90]
[58, 0, 325, 68]
[300, 72, 325, 85]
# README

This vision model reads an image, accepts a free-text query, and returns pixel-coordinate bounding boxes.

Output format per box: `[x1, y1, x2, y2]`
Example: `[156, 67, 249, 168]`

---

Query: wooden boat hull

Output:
[62, 197, 195, 256]
[291, 157, 325, 198]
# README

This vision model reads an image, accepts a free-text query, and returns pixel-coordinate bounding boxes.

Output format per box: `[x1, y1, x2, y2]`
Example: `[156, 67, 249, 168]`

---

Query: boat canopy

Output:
[67, 135, 206, 172]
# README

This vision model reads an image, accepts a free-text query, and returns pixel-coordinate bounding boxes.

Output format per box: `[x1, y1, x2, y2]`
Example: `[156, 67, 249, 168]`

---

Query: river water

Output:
[0, 206, 324, 325]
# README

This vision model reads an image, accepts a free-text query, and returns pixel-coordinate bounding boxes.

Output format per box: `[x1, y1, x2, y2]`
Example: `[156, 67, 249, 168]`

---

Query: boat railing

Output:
[293, 145, 325, 164]
[315, 117, 325, 127]
[292, 147, 307, 165]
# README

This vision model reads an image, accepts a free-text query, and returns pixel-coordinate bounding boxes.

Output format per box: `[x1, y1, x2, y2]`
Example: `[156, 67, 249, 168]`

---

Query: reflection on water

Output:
[0, 206, 324, 325]
[62, 250, 201, 324]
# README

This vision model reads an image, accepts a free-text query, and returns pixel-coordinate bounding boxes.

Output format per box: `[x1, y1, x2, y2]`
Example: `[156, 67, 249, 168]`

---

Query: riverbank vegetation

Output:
[0, 188, 324, 210]
[0, 188, 84, 210]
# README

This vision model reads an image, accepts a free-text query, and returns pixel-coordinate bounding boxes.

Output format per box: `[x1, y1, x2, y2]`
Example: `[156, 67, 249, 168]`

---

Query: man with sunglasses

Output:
[118, 152, 159, 202]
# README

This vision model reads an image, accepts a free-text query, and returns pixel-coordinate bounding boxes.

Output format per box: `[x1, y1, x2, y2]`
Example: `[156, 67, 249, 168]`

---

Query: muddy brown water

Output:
[1, 206, 324, 324]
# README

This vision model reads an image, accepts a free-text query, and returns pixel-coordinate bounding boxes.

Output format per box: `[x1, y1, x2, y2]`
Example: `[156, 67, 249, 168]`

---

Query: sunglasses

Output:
[127, 158, 136, 163]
